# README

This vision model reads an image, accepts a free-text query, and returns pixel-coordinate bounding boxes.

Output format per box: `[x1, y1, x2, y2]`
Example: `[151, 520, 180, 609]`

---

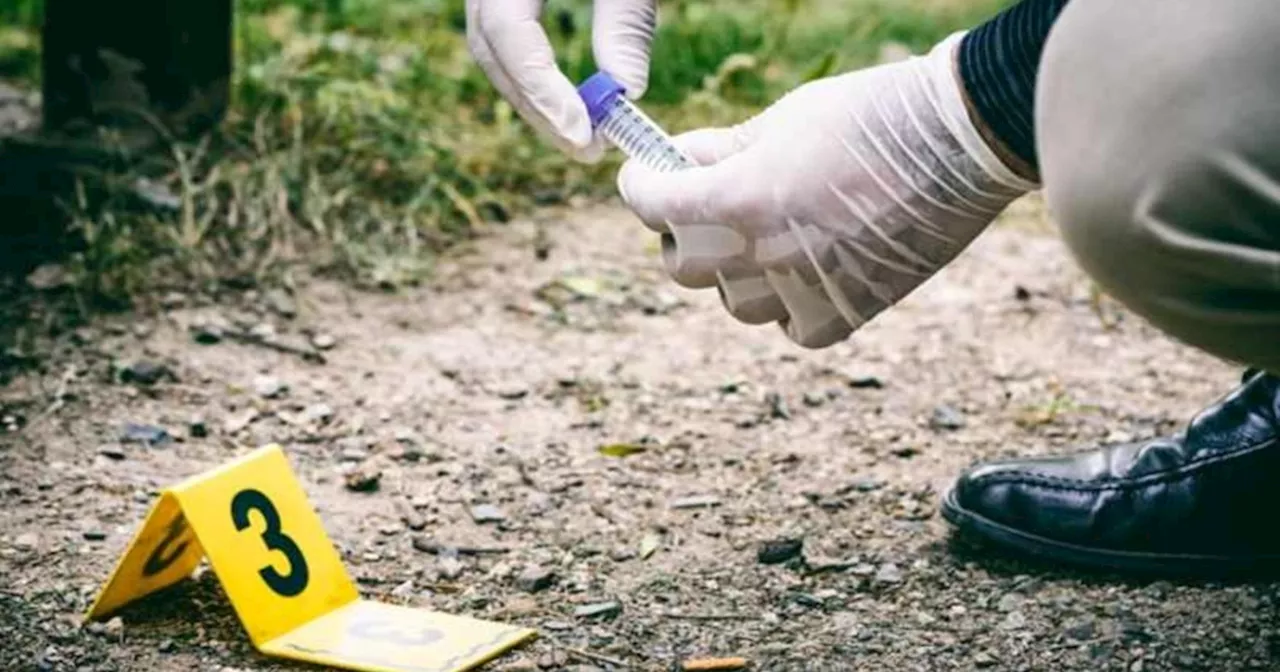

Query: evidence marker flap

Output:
[86, 492, 204, 621]
[262, 599, 538, 672]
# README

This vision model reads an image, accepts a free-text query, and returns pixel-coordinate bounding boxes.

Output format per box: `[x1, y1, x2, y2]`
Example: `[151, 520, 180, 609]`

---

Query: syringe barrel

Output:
[577, 71, 790, 336]
[577, 71, 693, 172]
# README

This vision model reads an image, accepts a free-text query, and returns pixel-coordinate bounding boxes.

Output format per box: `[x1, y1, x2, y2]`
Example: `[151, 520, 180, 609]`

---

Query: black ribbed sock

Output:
[957, 0, 1071, 172]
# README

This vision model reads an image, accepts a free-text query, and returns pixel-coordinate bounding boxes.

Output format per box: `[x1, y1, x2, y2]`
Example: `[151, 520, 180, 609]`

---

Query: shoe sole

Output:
[940, 488, 1280, 577]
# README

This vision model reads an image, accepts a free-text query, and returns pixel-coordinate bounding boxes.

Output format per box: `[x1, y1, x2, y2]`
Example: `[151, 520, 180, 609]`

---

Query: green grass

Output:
[0, 0, 1011, 306]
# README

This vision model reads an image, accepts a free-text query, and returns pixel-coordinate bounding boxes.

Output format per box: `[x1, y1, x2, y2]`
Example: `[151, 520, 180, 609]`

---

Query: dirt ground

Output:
[3, 196, 1278, 672]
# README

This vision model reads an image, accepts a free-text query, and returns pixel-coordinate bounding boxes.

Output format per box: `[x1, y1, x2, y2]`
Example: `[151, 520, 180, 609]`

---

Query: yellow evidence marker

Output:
[85, 444, 536, 672]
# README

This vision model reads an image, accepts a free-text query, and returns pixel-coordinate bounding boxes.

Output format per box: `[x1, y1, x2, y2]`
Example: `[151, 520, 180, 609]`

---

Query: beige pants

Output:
[1037, 0, 1280, 372]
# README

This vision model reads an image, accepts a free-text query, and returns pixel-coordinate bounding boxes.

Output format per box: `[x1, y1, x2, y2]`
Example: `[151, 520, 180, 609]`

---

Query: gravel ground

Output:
[2, 196, 1278, 672]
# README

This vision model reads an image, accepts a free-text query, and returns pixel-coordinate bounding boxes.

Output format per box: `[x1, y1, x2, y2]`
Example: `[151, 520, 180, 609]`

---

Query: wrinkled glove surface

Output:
[619, 33, 1038, 347]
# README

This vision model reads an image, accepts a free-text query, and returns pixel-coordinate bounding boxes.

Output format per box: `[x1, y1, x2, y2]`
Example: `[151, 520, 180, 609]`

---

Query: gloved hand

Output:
[618, 32, 1039, 348]
[466, 0, 657, 162]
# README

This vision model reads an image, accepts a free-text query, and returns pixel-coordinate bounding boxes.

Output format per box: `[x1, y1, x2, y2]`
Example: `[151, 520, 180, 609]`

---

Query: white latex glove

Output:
[618, 32, 1039, 348]
[466, 0, 657, 162]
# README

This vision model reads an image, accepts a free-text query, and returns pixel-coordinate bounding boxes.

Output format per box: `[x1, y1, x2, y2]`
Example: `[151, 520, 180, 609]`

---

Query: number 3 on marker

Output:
[230, 489, 310, 597]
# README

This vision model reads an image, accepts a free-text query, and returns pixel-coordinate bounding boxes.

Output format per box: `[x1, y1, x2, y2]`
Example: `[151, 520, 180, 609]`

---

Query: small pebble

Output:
[304, 403, 334, 424]
[249, 322, 276, 340]
[265, 288, 297, 318]
[609, 546, 637, 562]
[928, 405, 966, 430]
[495, 384, 528, 400]
[188, 418, 209, 439]
[253, 375, 287, 399]
[97, 445, 126, 461]
[191, 323, 224, 344]
[501, 597, 540, 618]
[574, 601, 622, 619]
[973, 651, 998, 668]
[838, 477, 884, 494]
[1000, 610, 1028, 630]
[161, 292, 186, 309]
[516, 566, 556, 593]
[119, 361, 174, 386]
[873, 563, 903, 584]
[311, 333, 337, 350]
[397, 446, 430, 462]
[340, 447, 369, 462]
[120, 423, 171, 446]
[344, 467, 382, 493]
[393, 427, 421, 445]
[996, 593, 1023, 612]
[496, 658, 538, 672]
[848, 376, 885, 389]
[488, 562, 515, 580]
[757, 537, 803, 565]
[224, 409, 258, 434]
[390, 580, 415, 598]
[765, 392, 790, 420]
[83, 530, 107, 541]
[470, 504, 506, 524]
[670, 495, 721, 510]
[439, 556, 465, 580]
[1065, 617, 1096, 641]
[1144, 581, 1172, 599]
[793, 593, 824, 608]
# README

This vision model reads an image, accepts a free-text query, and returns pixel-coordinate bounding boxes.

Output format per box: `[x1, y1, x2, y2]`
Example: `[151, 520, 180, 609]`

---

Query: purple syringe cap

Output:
[577, 71, 626, 128]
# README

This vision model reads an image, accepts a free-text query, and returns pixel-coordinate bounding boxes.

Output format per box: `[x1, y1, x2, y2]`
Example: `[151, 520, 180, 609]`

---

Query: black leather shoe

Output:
[942, 369, 1280, 575]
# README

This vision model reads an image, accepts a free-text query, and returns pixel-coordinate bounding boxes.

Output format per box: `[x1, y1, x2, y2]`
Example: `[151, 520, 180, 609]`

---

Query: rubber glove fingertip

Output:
[562, 104, 595, 152]
[616, 159, 675, 236]
[616, 156, 663, 205]
[570, 134, 606, 164]
[615, 159, 638, 205]
[619, 75, 649, 101]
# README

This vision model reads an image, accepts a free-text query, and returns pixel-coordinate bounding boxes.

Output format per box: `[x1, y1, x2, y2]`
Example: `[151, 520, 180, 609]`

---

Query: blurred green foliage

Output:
[0, 0, 1010, 303]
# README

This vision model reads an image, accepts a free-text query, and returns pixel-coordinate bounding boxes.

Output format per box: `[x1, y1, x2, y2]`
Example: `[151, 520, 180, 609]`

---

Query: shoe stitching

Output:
[970, 436, 1280, 493]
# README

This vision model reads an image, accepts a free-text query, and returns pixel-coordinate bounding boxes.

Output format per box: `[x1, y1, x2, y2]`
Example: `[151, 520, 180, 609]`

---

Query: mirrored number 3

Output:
[230, 488, 310, 597]
[142, 514, 191, 577]
[349, 618, 444, 648]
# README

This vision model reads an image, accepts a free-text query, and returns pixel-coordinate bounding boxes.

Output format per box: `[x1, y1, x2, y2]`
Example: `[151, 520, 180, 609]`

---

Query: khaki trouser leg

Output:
[1036, 0, 1280, 372]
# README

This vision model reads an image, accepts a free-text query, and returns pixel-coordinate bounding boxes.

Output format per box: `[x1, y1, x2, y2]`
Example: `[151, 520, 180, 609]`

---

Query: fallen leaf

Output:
[682, 657, 750, 671]
[639, 532, 661, 560]
[598, 443, 647, 458]
[558, 275, 605, 298]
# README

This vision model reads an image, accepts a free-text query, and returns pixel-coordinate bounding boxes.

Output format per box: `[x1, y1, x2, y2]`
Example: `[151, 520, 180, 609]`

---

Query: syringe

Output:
[577, 71, 694, 172]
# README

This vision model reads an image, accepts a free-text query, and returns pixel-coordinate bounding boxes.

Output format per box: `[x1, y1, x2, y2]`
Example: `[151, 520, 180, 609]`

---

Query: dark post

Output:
[41, 0, 232, 144]
[0, 0, 232, 274]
